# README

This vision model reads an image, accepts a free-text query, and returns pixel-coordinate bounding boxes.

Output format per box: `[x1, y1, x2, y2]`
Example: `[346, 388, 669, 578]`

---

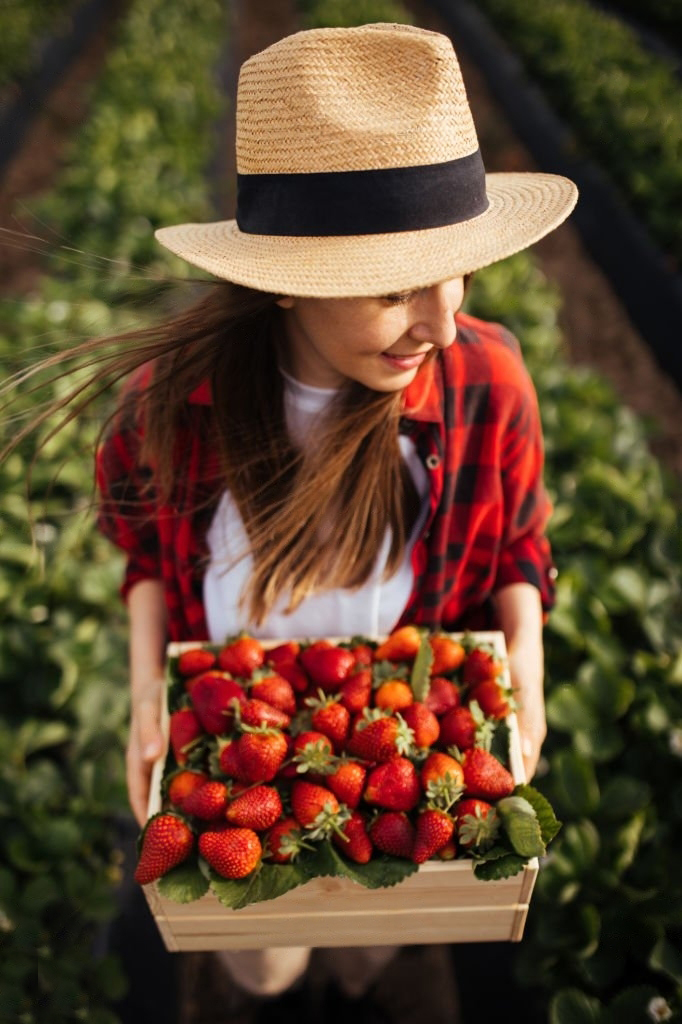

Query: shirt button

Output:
[425, 454, 440, 470]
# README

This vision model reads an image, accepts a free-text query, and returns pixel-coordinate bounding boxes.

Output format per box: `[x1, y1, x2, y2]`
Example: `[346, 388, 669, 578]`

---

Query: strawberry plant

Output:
[137, 630, 561, 911]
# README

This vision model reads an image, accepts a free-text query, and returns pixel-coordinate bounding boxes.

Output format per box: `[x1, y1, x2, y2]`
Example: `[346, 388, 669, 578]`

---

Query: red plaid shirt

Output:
[96, 312, 556, 641]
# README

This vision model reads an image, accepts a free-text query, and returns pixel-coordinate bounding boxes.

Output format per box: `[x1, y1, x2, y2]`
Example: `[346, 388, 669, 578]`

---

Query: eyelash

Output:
[383, 291, 414, 305]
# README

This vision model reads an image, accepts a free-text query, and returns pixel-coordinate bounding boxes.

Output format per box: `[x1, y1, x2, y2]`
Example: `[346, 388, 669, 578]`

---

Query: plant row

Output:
[0, 0, 225, 1021]
[0, 0, 78, 92]
[476, 0, 682, 269]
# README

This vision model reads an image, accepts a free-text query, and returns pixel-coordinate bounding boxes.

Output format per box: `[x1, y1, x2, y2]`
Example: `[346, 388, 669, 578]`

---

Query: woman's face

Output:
[277, 277, 465, 391]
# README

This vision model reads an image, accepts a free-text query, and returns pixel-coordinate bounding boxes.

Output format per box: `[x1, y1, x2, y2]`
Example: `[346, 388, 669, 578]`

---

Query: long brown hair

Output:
[7, 281, 419, 625]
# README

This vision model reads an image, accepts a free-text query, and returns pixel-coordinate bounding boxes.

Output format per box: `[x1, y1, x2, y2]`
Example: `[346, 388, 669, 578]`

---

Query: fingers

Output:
[128, 683, 165, 827]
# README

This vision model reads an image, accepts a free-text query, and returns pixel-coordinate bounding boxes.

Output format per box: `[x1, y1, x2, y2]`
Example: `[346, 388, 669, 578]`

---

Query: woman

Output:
[94, 21, 577, 1020]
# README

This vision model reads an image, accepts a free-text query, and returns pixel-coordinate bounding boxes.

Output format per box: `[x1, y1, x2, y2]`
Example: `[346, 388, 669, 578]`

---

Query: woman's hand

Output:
[127, 678, 166, 827]
[493, 582, 546, 783]
[127, 579, 168, 827]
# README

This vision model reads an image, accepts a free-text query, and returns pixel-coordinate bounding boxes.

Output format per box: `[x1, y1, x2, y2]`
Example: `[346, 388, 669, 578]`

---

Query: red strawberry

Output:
[462, 647, 502, 686]
[299, 641, 356, 690]
[412, 809, 455, 864]
[373, 625, 422, 663]
[237, 728, 288, 783]
[401, 702, 440, 749]
[225, 785, 283, 831]
[185, 668, 234, 699]
[333, 810, 373, 864]
[182, 780, 230, 820]
[462, 748, 515, 801]
[239, 697, 291, 730]
[429, 634, 466, 676]
[308, 694, 351, 751]
[169, 708, 203, 765]
[327, 760, 366, 809]
[134, 812, 194, 884]
[468, 679, 511, 719]
[199, 827, 261, 879]
[369, 811, 415, 859]
[347, 713, 414, 763]
[339, 669, 373, 713]
[289, 730, 335, 775]
[264, 816, 310, 863]
[272, 659, 310, 694]
[420, 751, 465, 807]
[190, 673, 245, 734]
[363, 757, 421, 812]
[177, 647, 217, 676]
[424, 676, 461, 717]
[217, 738, 242, 778]
[265, 641, 300, 667]
[439, 706, 477, 750]
[454, 798, 499, 849]
[250, 673, 297, 715]
[291, 780, 340, 828]
[166, 769, 210, 811]
[217, 636, 265, 678]
[351, 643, 374, 667]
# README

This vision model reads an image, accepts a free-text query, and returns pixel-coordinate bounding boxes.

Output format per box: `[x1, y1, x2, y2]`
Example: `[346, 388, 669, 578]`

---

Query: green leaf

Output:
[309, 842, 418, 889]
[546, 685, 599, 732]
[372, 660, 408, 685]
[473, 852, 527, 880]
[648, 935, 682, 984]
[157, 861, 209, 904]
[552, 749, 600, 816]
[410, 632, 433, 703]
[209, 861, 310, 910]
[496, 796, 546, 858]
[602, 986, 666, 1024]
[550, 988, 603, 1024]
[598, 776, 652, 819]
[514, 784, 562, 845]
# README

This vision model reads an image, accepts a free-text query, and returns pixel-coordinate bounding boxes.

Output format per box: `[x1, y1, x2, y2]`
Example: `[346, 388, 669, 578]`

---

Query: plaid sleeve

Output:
[494, 353, 556, 612]
[95, 371, 161, 602]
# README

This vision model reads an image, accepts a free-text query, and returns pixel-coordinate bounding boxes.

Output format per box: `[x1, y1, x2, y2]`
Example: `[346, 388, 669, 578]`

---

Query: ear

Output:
[275, 296, 295, 309]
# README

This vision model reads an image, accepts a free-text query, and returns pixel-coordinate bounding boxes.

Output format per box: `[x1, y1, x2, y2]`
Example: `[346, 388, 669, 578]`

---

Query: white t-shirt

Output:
[203, 371, 429, 642]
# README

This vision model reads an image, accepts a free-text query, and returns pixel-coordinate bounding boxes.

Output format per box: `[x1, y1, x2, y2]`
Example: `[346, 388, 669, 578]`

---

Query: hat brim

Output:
[155, 172, 578, 298]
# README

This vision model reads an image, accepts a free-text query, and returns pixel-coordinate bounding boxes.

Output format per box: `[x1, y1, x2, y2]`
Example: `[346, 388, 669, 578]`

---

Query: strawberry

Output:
[177, 647, 217, 676]
[291, 780, 340, 829]
[299, 641, 356, 691]
[374, 680, 414, 712]
[401, 702, 440, 749]
[373, 625, 422, 663]
[307, 693, 351, 751]
[467, 679, 511, 719]
[265, 641, 300, 667]
[217, 737, 242, 778]
[347, 713, 414, 763]
[437, 838, 457, 860]
[369, 811, 415, 859]
[250, 673, 297, 715]
[169, 708, 203, 765]
[239, 697, 291, 730]
[190, 673, 245, 734]
[420, 751, 465, 809]
[333, 810, 373, 864]
[225, 785, 283, 831]
[454, 798, 499, 849]
[272, 658, 310, 694]
[217, 636, 265, 678]
[289, 730, 335, 775]
[424, 676, 461, 717]
[429, 634, 466, 676]
[166, 769, 210, 811]
[134, 812, 194, 884]
[185, 668, 235, 699]
[462, 647, 502, 686]
[182, 780, 230, 820]
[326, 760, 366, 809]
[199, 827, 261, 879]
[350, 643, 374, 668]
[363, 757, 421, 812]
[439, 706, 477, 750]
[237, 727, 288, 783]
[339, 669, 373, 713]
[264, 816, 311, 863]
[462, 747, 514, 801]
[412, 809, 455, 864]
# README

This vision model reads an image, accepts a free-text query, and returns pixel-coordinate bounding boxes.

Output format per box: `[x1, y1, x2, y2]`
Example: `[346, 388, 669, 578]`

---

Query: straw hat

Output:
[155, 23, 578, 298]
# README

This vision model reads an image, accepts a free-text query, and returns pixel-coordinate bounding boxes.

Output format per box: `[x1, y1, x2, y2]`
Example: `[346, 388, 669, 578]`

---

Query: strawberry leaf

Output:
[209, 862, 310, 909]
[496, 795, 546, 858]
[307, 842, 417, 889]
[372, 660, 409, 685]
[157, 860, 210, 903]
[513, 784, 562, 845]
[473, 852, 527, 880]
[410, 633, 434, 702]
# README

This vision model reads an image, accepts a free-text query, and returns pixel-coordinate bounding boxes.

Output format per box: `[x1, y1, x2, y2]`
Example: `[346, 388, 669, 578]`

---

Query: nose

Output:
[408, 279, 462, 349]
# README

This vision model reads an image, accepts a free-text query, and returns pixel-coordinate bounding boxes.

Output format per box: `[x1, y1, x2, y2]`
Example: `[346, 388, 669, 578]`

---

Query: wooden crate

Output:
[142, 631, 538, 951]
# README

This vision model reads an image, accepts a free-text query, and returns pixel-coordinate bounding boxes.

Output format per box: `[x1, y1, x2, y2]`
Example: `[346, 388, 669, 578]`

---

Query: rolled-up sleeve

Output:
[494, 362, 556, 614]
[96, 379, 161, 602]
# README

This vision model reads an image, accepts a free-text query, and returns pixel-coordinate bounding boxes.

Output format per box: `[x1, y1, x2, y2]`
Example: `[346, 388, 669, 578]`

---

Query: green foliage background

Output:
[1, 0, 681, 1021]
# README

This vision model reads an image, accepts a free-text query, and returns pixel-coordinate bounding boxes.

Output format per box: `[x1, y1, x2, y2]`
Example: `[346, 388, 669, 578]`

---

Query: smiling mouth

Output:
[380, 351, 429, 370]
